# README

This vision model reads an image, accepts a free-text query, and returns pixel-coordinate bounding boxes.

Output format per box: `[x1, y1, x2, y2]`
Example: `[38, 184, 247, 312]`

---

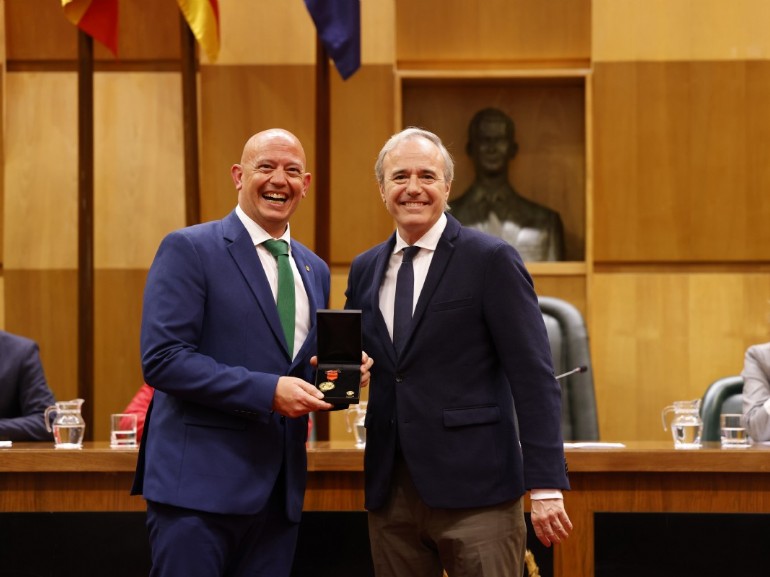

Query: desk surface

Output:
[3, 440, 770, 473]
[3, 440, 770, 576]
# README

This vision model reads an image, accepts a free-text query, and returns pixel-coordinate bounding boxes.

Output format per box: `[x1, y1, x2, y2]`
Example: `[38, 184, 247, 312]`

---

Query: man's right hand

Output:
[272, 376, 333, 417]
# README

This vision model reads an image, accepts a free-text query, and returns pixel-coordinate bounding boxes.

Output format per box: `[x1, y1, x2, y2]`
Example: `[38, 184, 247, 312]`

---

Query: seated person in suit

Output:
[742, 341, 770, 441]
[451, 107, 565, 262]
[0, 330, 56, 441]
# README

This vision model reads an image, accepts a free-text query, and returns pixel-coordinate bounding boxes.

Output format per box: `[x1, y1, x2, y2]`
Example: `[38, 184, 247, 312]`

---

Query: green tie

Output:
[263, 239, 295, 356]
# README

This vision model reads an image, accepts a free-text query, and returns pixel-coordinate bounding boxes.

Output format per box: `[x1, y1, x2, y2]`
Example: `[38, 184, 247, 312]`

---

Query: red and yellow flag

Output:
[177, 0, 221, 62]
[61, 0, 119, 57]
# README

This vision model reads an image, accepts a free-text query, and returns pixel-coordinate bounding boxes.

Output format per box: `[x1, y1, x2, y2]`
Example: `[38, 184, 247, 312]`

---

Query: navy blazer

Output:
[133, 211, 330, 522]
[0, 331, 56, 441]
[345, 213, 568, 510]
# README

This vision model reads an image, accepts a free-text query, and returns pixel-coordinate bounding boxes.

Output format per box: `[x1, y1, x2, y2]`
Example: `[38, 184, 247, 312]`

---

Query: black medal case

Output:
[315, 309, 363, 404]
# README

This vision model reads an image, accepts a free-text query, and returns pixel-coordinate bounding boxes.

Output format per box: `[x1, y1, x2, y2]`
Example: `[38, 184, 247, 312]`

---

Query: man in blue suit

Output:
[0, 330, 56, 441]
[134, 128, 372, 577]
[345, 128, 572, 577]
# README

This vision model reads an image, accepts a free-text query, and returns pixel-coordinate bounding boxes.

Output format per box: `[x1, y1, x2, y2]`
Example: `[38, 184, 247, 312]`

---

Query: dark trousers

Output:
[146, 487, 298, 577]
[368, 458, 526, 577]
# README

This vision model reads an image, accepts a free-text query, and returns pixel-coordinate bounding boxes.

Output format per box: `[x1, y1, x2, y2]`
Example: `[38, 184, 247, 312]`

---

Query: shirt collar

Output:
[235, 205, 292, 248]
[393, 212, 447, 255]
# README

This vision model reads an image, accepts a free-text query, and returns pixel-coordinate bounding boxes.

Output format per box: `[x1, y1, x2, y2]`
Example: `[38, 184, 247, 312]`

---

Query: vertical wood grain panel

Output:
[396, 0, 590, 66]
[403, 78, 587, 261]
[593, 61, 770, 262]
[592, 273, 770, 442]
[94, 72, 185, 268]
[94, 270, 147, 441]
[4, 270, 79, 402]
[215, 0, 394, 66]
[5, 0, 180, 62]
[594, 0, 770, 62]
[4, 72, 78, 269]
[330, 65, 398, 264]
[198, 65, 317, 245]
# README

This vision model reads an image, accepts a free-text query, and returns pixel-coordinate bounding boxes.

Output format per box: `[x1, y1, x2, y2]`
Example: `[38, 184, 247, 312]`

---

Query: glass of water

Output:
[720, 413, 750, 448]
[110, 413, 138, 448]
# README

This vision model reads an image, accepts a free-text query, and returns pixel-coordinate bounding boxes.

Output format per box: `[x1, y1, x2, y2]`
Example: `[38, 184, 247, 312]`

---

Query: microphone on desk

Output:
[555, 365, 588, 380]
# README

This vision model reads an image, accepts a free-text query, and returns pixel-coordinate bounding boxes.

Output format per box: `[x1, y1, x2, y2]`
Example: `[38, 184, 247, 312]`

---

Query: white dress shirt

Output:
[236, 205, 310, 359]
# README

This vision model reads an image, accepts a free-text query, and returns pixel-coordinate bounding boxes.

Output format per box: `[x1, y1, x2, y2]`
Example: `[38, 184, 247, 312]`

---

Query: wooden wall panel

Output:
[5, 0, 77, 61]
[531, 275, 587, 318]
[330, 64, 397, 264]
[216, 0, 395, 65]
[395, 0, 590, 67]
[94, 270, 147, 441]
[402, 78, 587, 261]
[592, 273, 770, 442]
[4, 270, 79, 403]
[198, 65, 317, 245]
[594, 0, 770, 62]
[94, 72, 185, 268]
[5, 0, 180, 62]
[216, 0, 315, 65]
[4, 72, 78, 269]
[593, 61, 770, 262]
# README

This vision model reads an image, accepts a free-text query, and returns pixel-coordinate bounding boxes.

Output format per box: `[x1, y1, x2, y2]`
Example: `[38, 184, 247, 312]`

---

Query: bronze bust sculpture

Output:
[451, 107, 565, 262]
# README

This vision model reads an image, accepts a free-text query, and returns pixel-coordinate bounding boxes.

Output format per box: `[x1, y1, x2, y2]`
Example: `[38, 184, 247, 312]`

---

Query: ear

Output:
[301, 172, 312, 198]
[230, 164, 243, 188]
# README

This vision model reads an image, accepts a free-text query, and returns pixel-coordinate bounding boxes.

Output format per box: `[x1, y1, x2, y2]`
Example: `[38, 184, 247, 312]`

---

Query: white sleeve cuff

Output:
[530, 490, 564, 500]
[763, 398, 770, 415]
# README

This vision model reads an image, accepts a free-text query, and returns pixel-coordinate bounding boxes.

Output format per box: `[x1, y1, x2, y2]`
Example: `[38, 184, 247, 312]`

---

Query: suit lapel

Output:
[373, 235, 398, 363]
[223, 213, 289, 358]
[406, 215, 461, 352]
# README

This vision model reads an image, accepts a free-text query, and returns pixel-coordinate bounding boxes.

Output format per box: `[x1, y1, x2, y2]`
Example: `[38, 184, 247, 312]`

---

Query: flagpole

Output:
[313, 36, 331, 441]
[180, 14, 201, 226]
[77, 30, 95, 438]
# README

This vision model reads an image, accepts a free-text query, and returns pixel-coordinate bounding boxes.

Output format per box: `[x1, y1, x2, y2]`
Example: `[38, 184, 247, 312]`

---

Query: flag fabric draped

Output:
[177, 0, 221, 62]
[303, 0, 361, 80]
[61, 0, 119, 56]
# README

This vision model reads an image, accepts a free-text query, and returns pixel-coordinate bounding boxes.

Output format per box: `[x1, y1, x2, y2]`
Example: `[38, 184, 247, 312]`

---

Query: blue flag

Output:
[304, 0, 361, 80]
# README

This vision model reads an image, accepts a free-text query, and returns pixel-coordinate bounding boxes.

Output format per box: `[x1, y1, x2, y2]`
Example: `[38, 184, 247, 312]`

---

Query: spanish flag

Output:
[177, 0, 221, 62]
[61, 0, 119, 57]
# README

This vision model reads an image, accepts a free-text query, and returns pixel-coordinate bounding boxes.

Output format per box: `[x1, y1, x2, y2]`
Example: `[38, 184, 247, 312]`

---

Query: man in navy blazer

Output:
[0, 330, 56, 441]
[345, 128, 572, 577]
[133, 129, 370, 577]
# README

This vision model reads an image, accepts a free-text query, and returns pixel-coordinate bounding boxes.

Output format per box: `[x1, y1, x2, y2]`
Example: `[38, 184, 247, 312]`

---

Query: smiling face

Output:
[231, 129, 311, 238]
[379, 135, 451, 244]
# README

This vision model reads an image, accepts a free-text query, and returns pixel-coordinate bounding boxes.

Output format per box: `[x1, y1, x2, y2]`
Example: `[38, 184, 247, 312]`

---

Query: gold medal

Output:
[319, 381, 336, 392]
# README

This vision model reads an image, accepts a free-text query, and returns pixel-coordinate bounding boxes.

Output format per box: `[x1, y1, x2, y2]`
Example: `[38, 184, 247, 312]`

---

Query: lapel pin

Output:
[305, 265, 310, 272]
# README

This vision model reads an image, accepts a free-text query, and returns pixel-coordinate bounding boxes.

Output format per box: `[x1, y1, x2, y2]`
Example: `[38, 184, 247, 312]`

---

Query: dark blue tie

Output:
[393, 246, 420, 354]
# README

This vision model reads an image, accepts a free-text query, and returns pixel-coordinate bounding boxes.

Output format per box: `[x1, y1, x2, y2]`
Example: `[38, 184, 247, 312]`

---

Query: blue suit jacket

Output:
[0, 331, 56, 441]
[133, 211, 330, 522]
[345, 213, 569, 510]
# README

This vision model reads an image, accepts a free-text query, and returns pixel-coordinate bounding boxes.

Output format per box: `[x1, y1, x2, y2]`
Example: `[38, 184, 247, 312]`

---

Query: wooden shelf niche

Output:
[396, 70, 589, 261]
[395, 69, 591, 309]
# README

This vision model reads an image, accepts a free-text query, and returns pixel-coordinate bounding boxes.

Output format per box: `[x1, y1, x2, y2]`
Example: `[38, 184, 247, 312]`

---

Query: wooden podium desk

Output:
[4, 441, 770, 576]
[309, 440, 770, 576]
